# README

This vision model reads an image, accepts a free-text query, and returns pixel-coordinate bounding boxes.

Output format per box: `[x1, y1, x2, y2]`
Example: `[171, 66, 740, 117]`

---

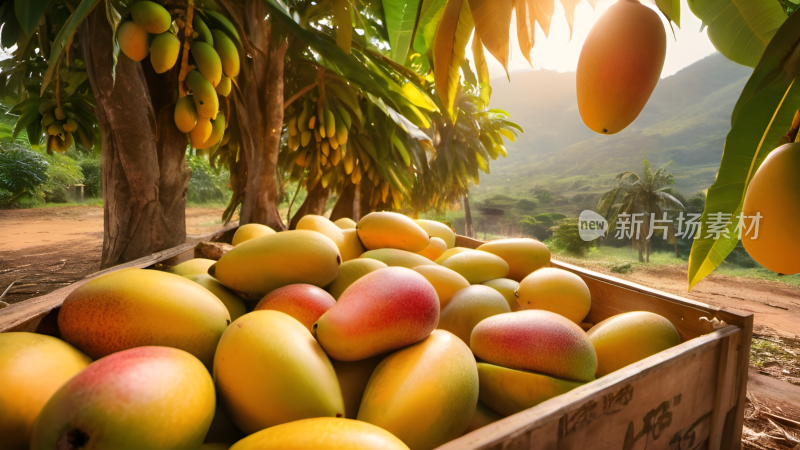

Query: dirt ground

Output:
[2, 206, 799, 447]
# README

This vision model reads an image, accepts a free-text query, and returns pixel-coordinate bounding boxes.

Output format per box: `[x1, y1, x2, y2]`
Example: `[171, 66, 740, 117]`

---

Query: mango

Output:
[212, 230, 341, 300]
[216, 75, 232, 97]
[192, 41, 223, 87]
[482, 278, 520, 312]
[477, 238, 551, 281]
[150, 32, 180, 73]
[196, 111, 226, 149]
[314, 267, 439, 361]
[477, 363, 584, 416]
[587, 311, 681, 377]
[341, 228, 366, 261]
[325, 258, 387, 299]
[186, 69, 219, 119]
[184, 274, 247, 321]
[58, 268, 230, 367]
[331, 356, 383, 419]
[412, 265, 470, 308]
[470, 310, 597, 383]
[214, 311, 344, 434]
[212, 29, 240, 78]
[440, 250, 509, 284]
[174, 96, 199, 133]
[232, 223, 275, 245]
[742, 143, 800, 275]
[358, 330, 479, 450]
[254, 284, 336, 332]
[416, 236, 448, 261]
[170, 258, 216, 276]
[31, 346, 215, 450]
[516, 267, 591, 324]
[130, 1, 172, 34]
[576, 0, 666, 134]
[415, 219, 456, 248]
[438, 285, 511, 343]
[357, 212, 430, 252]
[191, 116, 214, 147]
[0, 333, 91, 450]
[360, 248, 437, 269]
[193, 14, 214, 45]
[464, 401, 504, 434]
[117, 21, 150, 62]
[334, 217, 357, 229]
[228, 418, 409, 450]
[297, 214, 364, 261]
[434, 246, 472, 264]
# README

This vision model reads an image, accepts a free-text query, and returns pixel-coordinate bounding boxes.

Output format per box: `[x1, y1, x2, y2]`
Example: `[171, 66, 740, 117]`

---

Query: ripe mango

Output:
[150, 32, 180, 73]
[438, 285, 511, 343]
[130, 1, 172, 34]
[434, 246, 472, 263]
[231, 223, 275, 246]
[191, 116, 214, 147]
[357, 212, 430, 252]
[477, 238, 551, 281]
[477, 363, 584, 416]
[358, 330, 479, 450]
[325, 258, 387, 299]
[415, 219, 456, 248]
[412, 265, 470, 308]
[184, 274, 247, 321]
[31, 346, 215, 450]
[196, 111, 226, 149]
[58, 268, 230, 367]
[212, 29, 240, 78]
[254, 284, 336, 332]
[416, 236, 447, 261]
[212, 230, 341, 300]
[516, 267, 591, 324]
[587, 311, 681, 377]
[742, 143, 800, 275]
[331, 356, 383, 419]
[340, 228, 365, 261]
[482, 278, 520, 311]
[0, 333, 91, 450]
[440, 250, 509, 284]
[314, 267, 439, 361]
[228, 418, 409, 450]
[464, 401, 503, 434]
[296, 214, 357, 260]
[334, 217, 357, 229]
[174, 96, 199, 133]
[360, 248, 437, 268]
[214, 311, 344, 434]
[193, 14, 214, 45]
[170, 257, 216, 276]
[470, 310, 597, 383]
[186, 69, 219, 119]
[576, 0, 666, 134]
[118, 21, 150, 62]
[191, 41, 223, 88]
[216, 75, 232, 97]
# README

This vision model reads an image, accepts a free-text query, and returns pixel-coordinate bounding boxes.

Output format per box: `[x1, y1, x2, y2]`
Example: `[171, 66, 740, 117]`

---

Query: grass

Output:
[716, 266, 800, 288]
[6, 197, 104, 208]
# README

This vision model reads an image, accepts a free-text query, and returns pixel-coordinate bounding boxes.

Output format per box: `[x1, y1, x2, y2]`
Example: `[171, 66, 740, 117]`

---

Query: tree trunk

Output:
[82, 5, 189, 268]
[329, 182, 357, 222]
[358, 182, 374, 218]
[463, 193, 475, 238]
[289, 182, 331, 229]
[233, 0, 286, 230]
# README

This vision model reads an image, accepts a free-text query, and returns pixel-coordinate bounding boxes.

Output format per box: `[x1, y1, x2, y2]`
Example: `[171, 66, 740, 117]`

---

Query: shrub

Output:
[0, 146, 49, 206]
[551, 218, 594, 256]
[42, 152, 84, 203]
[79, 157, 102, 198]
[187, 154, 231, 204]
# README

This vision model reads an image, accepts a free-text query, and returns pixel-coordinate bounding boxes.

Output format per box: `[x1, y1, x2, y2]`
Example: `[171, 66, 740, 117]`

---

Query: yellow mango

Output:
[357, 212, 430, 252]
[130, 1, 172, 34]
[482, 278, 520, 312]
[117, 21, 150, 62]
[434, 246, 472, 264]
[360, 248, 437, 269]
[325, 258, 387, 299]
[477, 363, 584, 416]
[334, 217, 357, 229]
[191, 41, 223, 87]
[169, 258, 216, 276]
[174, 96, 199, 133]
[416, 237, 448, 261]
[440, 250, 509, 284]
[412, 265, 470, 309]
[415, 219, 456, 248]
[231, 223, 275, 246]
[438, 285, 511, 344]
[150, 32, 181, 74]
[477, 238, 551, 281]
[331, 356, 383, 419]
[516, 267, 591, 324]
[184, 274, 247, 321]
[228, 418, 409, 450]
[212, 29, 240, 78]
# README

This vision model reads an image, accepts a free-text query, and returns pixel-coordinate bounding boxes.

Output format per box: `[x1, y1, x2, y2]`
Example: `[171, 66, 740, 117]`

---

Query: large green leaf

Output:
[689, 0, 786, 68]
[383, 0, 421, 63]
[655, 0, 680, 27]
[332, 0, 353, 54]
[412, 0, 447, 71]
[471, 34, 491, 105]
[687, 12, 800, 290]
[433, 0, 473, 118]
[41, 0, 101, 95]
[15, 0, 49, 38]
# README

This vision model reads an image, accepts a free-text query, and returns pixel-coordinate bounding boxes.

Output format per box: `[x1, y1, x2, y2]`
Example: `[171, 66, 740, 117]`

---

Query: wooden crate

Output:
[0, 229, 753, 450]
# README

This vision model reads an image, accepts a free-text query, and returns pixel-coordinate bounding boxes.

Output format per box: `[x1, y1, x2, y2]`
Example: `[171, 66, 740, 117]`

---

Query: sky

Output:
[481, 0, 719, 80]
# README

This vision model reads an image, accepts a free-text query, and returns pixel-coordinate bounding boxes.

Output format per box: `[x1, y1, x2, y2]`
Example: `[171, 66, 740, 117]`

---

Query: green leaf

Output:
[41, 0, 101, 95]
[412, 0, 447, 70]
[383, 0, 421, 63]
[689, 0, 786, 67]
[1, 3, 21, 49]
[687, 12, 800, 290]
[433, 0, 473, 118]
[472, 33, 491, 105]
[332, 0, 353, 54]
[655, 0, 680, 27]
[12, 104, 42, 139]
[15, 0, 49, 38]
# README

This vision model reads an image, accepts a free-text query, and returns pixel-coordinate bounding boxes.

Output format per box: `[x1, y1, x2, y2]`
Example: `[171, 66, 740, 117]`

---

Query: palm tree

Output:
[597, 157, 685, 263]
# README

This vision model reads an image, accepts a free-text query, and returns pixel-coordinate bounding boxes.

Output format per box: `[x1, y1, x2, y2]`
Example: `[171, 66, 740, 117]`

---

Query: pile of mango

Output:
[1, 212, 683, 450]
